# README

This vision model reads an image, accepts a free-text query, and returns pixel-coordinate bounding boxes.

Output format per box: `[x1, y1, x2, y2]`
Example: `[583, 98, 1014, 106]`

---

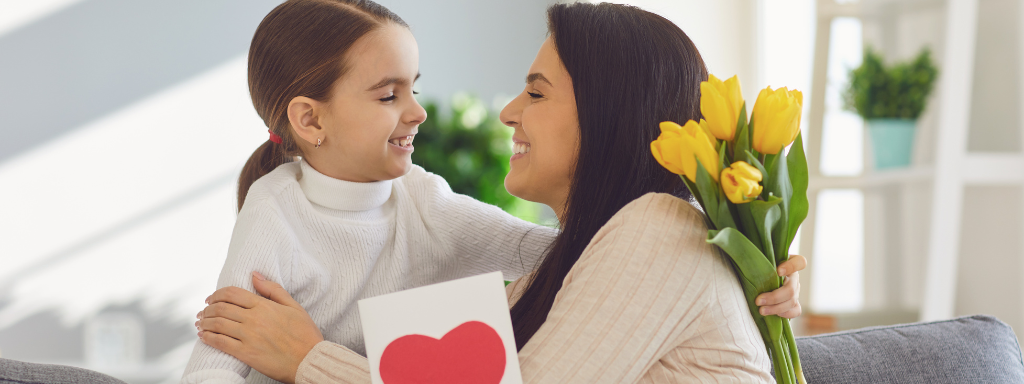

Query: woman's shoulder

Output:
[604, 193, 706, 236]
[578, 192, 714, 272]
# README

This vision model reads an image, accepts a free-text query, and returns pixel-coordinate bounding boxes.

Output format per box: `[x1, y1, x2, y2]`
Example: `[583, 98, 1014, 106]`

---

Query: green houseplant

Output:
[843, 48, 938, 169]
[412, 93, 544, 223]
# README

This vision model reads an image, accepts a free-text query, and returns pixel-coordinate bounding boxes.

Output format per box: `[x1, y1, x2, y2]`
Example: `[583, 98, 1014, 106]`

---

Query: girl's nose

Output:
[407, 101, 427, 125]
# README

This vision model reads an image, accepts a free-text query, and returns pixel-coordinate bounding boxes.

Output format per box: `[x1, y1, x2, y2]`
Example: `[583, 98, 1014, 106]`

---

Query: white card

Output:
[358, 271, 523, 384]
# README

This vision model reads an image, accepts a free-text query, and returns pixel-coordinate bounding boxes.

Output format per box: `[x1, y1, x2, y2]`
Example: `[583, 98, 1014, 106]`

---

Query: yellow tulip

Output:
[721, 161, 763, 204]
[751, 86, 803, 155]
[652, 122, 688, 175]
[700, 74, 744, 141]
[651, 120, 720, 183]
[697, 119, 719, 149]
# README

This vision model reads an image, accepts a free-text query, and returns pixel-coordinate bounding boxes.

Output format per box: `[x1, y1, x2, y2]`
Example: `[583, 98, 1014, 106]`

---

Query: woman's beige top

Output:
[295, 193, 773, 383]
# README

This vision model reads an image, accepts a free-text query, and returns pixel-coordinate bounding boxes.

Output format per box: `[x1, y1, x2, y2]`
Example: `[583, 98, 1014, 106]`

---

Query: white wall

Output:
[620, 0, 762, 103]
[378, 0, 558, 108]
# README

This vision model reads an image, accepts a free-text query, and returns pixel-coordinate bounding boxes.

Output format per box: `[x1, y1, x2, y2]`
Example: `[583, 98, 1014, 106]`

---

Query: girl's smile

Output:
[388, 134, 416, 152]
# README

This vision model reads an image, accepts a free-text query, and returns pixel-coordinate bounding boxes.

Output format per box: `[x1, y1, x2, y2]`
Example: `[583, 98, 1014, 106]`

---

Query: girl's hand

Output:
[755, 255, 806, 319]
[196, 272, 324, 384]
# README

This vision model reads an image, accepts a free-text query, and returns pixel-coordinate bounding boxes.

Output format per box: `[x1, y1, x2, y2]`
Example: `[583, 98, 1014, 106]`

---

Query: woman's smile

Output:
[511, 137, 531, 162]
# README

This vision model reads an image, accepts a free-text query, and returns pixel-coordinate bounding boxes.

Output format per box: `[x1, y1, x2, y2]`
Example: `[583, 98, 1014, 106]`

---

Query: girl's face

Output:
[291, 24, 426, 182]
[500, 37, 580, 219]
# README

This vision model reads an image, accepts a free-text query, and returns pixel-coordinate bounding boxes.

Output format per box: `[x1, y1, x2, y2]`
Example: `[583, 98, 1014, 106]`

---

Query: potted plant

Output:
[844, 48, 938, 169]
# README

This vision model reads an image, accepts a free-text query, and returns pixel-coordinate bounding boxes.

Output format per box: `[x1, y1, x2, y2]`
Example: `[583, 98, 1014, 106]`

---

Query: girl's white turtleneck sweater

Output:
[181, 160, 558, 384]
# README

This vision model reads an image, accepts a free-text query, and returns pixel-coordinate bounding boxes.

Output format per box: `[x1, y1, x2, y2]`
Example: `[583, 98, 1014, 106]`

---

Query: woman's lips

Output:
[511, 141, 531, 162]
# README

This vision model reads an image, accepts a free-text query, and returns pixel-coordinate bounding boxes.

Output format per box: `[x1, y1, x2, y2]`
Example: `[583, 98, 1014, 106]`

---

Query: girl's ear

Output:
[287, 96, 324, 147]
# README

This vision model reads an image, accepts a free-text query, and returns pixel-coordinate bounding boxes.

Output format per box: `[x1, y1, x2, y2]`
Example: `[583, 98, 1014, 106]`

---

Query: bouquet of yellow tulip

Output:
[651, 75, 808, 384]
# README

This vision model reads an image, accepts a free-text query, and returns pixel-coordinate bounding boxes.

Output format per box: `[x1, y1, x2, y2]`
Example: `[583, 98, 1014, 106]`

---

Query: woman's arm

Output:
[183, 200, 297, 384]
[199, 272, 327, 384]
[200, 259, 805, 384]
[198, 195, 806, 383]
[199, 273, 352, 384]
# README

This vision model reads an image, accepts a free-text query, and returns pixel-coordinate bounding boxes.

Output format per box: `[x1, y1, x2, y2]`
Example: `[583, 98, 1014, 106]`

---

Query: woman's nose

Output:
[499, 94, 525, 128]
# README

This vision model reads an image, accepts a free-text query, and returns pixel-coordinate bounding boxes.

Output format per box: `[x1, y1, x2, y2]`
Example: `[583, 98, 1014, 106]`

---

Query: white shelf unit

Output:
[803, 0, 1024, 326]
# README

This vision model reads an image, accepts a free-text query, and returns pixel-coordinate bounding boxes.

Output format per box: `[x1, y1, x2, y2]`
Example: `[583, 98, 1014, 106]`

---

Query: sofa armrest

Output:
[794, 315, 1024, 383]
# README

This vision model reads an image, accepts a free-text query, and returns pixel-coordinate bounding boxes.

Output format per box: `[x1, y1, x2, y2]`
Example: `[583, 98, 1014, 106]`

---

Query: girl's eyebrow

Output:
[367, 73, 421, 91]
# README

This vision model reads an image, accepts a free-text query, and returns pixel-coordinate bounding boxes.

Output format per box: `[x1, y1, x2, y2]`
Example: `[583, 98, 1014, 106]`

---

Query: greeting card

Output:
[358, 271, 523, 384]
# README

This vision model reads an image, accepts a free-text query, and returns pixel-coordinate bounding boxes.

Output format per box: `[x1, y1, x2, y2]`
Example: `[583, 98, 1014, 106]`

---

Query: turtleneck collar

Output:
[298, 159, 393, 211]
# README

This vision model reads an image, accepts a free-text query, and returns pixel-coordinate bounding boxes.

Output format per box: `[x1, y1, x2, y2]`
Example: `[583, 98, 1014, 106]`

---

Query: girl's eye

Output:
[527, 91, 543, 99]
[413, 91, 420, 95]
[380, 94, 397, 102]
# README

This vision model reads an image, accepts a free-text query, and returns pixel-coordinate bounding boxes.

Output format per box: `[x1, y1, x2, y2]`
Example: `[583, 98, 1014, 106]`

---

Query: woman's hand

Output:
[755, 255, 806, 319]
[196, 272, 324, 384]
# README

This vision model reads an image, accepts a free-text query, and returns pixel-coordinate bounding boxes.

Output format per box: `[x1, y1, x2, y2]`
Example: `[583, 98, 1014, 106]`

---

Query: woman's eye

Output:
[413, 91, 420, 95]
[527, 91, 543, 99]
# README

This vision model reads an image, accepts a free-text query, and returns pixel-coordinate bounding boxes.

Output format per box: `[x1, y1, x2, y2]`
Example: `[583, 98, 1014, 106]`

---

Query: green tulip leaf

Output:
[719, 141, 729, 173]
[735, 102, 750, 159]
[750, 197, 782, 267]
[695, 160, 721, 229]
[786, 133, 809, 251]
[716, 196, 738, 232]
[682, 176, 705, 214]
[707, 228, 779, 295]
[766, 149, 792, 267]
[735, 203, 764, 254]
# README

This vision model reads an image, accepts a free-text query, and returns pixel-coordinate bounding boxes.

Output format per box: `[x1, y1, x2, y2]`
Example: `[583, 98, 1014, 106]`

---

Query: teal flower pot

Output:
[867, 118, 916, 169]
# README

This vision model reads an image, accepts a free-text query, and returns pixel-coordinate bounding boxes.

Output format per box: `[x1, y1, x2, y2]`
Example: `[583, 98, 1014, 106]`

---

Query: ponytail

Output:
[237, 140, 291, 211]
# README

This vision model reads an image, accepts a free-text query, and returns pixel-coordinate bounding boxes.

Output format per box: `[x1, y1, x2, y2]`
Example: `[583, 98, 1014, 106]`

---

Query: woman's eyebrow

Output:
[367, 73, 421, 91]
[527, 72, 552, 86]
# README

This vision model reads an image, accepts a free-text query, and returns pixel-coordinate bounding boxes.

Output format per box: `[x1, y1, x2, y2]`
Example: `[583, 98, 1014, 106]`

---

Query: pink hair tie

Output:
[268, 129, 283, 144]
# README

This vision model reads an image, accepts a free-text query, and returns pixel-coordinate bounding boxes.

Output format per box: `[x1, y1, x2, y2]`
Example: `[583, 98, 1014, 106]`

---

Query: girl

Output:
[181, 1, 559, 382]
[188, 1, 806, 383]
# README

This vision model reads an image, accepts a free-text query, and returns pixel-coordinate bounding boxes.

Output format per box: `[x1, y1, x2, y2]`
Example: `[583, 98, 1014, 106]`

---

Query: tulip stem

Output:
[783, 320, 806, 384]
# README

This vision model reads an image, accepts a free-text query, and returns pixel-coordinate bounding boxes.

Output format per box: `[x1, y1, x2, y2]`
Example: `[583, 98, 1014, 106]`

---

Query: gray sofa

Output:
[2, 315, 1022, 383]
[797, 315, 1024, 383]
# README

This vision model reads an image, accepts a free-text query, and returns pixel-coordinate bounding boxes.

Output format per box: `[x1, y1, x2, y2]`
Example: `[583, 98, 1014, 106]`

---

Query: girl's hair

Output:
[509, 3, 707, 350]
[237, 0, 408, 211]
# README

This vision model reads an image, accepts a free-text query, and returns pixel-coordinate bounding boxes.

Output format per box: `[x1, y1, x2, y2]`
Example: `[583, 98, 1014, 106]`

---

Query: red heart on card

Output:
[379, 320, 506, 384]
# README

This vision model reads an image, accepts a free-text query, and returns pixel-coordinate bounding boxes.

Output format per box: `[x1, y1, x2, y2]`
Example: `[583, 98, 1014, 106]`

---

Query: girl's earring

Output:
[315, 138, 323, 149]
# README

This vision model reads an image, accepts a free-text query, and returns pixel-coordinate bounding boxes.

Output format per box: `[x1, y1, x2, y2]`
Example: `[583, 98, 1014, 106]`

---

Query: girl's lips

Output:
[388, 135, 414, 147]
[388, 135, 414, 152]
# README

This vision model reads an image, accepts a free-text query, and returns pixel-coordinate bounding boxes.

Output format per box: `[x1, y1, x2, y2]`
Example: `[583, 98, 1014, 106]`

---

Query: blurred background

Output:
[0, 0, 1020, 382]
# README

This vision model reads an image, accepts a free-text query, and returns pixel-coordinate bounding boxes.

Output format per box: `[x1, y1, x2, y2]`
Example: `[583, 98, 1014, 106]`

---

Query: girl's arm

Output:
[407, 166, 558, 279]
[182, 199, 296, 384]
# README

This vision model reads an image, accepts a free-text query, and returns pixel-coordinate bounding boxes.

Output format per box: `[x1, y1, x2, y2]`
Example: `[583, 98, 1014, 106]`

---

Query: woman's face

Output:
[500, 37, 580, 218]
[292, 24, 427, 182]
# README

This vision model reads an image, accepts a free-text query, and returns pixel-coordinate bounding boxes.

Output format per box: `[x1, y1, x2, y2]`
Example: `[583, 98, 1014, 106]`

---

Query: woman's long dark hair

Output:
[509, 3, 708, 350]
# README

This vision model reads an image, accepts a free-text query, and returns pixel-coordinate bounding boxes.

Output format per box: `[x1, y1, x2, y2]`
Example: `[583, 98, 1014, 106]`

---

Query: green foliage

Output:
[843, 48, 939, 119]
[412, 94, 539, 221]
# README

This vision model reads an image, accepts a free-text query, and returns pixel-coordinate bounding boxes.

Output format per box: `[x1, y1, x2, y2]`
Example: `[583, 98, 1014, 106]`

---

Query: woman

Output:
[196, 2, 805, 383]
